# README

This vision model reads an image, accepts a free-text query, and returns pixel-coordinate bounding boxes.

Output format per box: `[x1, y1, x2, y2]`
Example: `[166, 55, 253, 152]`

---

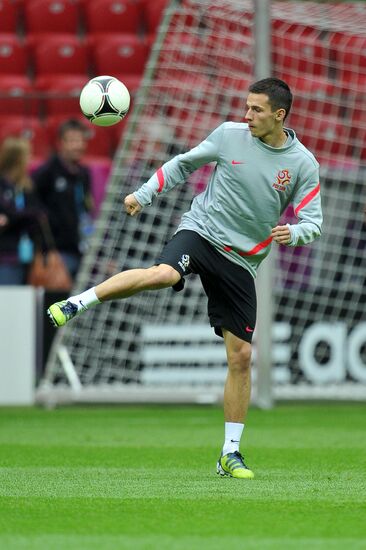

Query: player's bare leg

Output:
[47, 264, 181, 327]
[96, 264, 181, 301]
[216, 328, 254, 479]
[222, 329, 252, 422]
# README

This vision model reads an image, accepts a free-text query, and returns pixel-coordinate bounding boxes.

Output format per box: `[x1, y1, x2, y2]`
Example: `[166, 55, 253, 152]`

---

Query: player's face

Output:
[245, 93, 284, 141]
[59, 129, 87, 163]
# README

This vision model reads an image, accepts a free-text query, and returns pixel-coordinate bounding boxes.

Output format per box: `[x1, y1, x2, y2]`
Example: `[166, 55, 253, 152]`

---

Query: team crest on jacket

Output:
[273, 169, 291, 192]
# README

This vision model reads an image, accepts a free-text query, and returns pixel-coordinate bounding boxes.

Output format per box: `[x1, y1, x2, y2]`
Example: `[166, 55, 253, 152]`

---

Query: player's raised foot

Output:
[47, 300, 78, 327]
[217, 451, 254, 479]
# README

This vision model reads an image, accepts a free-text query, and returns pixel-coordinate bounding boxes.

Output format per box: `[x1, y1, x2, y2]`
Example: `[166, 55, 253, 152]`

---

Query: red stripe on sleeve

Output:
[156, 167, 165, 193]
[239, 235, 273, 256]
[294, 183, 320, 216]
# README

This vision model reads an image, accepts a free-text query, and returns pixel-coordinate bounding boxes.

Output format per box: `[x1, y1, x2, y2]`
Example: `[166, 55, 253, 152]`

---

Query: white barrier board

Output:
[0, 287, 36, 405]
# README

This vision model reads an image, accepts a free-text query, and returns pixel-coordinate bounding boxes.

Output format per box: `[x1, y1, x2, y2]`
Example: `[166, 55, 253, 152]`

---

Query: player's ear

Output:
[275, 108, 286, 122]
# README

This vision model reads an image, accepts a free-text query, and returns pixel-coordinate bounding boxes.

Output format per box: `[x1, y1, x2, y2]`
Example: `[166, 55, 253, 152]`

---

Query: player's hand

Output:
[271, 224, 291, 245]
[124, 194, 142, 217]
[0, 214, 8, 228]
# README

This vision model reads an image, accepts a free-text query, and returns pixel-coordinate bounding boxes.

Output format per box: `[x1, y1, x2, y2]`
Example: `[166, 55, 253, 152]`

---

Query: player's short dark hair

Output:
[58, 118, 88, 139]
[249, 78, 293, 120]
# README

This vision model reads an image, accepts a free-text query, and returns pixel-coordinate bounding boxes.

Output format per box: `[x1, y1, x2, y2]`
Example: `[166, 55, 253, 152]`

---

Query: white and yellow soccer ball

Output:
[79, 75, 130, 126]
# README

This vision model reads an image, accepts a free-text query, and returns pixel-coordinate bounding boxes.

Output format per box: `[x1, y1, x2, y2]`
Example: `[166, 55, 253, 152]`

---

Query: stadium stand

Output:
[272, 25, 331, 80]
[282, 75, 344, 117]
[0, 34, 29, 75]
[89, 33, 149, 76]
[329, 32, 366, 91]
[0, 115, 50, 161]
[158, 32, 206, 69]
[0, 75, 39, 116]
[33, 75, 88, 118]
[30, 34, 90, 79]
[0, 0, 155, 171]
[289, 112, 354, 162]
[0, 0, 20, 33]
[84, 0, 143, 35]
[0, 0, 365, 198]
[142, 0, 170, 35]
[24, 0, 81, 35]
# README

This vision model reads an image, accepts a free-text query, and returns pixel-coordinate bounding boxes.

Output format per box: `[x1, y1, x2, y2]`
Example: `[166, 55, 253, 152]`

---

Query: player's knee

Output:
[227, 341, 252, 374]
[150, 264, 181, 287]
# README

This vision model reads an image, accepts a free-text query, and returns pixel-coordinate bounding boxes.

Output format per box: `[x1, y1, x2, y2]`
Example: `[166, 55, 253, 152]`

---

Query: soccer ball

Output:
[79, 75, 130, 127]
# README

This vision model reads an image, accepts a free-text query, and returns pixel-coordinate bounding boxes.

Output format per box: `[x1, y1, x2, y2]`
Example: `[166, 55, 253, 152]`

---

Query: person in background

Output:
[0, 137, 47, 285]
[32, 119, 94, 280]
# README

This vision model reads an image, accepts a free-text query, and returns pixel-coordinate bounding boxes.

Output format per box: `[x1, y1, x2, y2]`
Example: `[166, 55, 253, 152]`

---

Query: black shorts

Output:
[156, 230, 257, 343]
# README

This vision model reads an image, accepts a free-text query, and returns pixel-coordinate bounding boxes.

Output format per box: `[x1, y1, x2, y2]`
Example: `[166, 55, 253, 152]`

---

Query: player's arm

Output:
[284, 169, 322, 247]
[127, 124, 224, 213]
[272, 161, 322, 246]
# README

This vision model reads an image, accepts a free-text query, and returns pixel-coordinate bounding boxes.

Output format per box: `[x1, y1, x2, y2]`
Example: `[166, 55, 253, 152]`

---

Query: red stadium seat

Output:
[329, 33, 366, 92]
[349, 104, 366, 161]
[83, 124, 115, 159]
[34, 74, 87, 117]
[0, 0, 20, 33]
[350, 104, 366, 130]
[84, 0, 142, 34]
[152, 72, 216, 119]
[216, 74, 252, 113]
[0, 116, 50, 160]
[24, 0, 80, 35]
[0, 75, 40, 116]
[90, 34, 149, 76]
[158, 32, 205, 70]
[203, 6, 253, 34]
[30, 34, 90, 77]
[289, 113, 353, 160]
[110, 116, 129, 150]
[207, 33, 253, 76]
[272, 23, 331, 79]
[0, 35, 29, 75]
[141, 0, 170, 34]
[355, 127, 366, 162]
[278, 74, 344, 117]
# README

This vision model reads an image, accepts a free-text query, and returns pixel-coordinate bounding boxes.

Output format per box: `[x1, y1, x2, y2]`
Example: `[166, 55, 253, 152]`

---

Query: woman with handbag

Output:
[0, 136, 71, 290]
[0, 137, 42, 284]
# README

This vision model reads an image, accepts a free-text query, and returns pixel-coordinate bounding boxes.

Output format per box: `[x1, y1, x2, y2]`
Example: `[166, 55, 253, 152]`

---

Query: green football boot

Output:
[217, 451, 254, 479]
[47, 300, 79, 327]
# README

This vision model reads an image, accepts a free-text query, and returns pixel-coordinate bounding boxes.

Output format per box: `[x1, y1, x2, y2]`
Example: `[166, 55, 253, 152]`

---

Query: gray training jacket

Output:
[133, 122, 323, 278]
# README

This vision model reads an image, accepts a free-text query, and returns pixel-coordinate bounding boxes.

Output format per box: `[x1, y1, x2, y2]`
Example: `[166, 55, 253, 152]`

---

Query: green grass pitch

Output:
[0, 403, 365, 549]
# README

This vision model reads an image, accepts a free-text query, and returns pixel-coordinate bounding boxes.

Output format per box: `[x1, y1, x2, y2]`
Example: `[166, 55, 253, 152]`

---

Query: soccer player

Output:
[47, 78, 323, 479]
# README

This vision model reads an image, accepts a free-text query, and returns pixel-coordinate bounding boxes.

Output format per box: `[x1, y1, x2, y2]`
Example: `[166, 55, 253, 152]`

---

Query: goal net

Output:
[38, 0, 366, 405]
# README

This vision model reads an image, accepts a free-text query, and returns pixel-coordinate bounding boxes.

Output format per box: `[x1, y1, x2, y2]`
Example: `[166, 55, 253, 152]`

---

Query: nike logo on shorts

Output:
[245, 326, 254, 333]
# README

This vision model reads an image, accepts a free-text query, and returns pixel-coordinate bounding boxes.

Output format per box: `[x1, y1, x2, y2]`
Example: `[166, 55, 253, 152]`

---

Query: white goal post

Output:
[37, 0, 366, 406]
